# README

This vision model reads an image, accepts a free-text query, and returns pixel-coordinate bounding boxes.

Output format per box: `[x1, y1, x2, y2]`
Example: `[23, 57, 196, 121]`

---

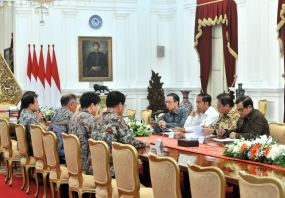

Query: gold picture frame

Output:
[78, 36, 112, 82]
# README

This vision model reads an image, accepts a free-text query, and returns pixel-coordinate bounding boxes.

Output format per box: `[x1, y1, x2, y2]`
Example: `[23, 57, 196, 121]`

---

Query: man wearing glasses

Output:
[228, 95, 269, 139]
[157, 93, 189, 128]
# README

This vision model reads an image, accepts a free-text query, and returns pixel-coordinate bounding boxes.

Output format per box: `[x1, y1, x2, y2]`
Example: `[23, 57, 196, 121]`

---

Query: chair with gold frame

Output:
[0, 119, 21, 186]
[125, 109, 136, 120]
[187, 161, 226, 198]
[148, 153, 181, 198]
[140, 110, 152, 125]
[102, 107, 108, 113]
[258, 99, 267, 117]
[88, 139, 118, 198]
[15, 124, 36, 194]
[75, 104, 81, 113]
[62, 133, 96, 198]
[239, 170, 285, 198]
[30, 124, 50, 198]
[269, 122, 285, 144]
[42, 130, 69, 198]
[112, 142, 153, 198]
[96, 108, 101, 116]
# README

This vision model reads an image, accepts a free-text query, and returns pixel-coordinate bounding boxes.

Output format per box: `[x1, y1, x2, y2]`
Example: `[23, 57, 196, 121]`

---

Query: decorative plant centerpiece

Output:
[223, 135, 285, 168]
[40, 107, 56, 121]
[123, 117, 151, 137]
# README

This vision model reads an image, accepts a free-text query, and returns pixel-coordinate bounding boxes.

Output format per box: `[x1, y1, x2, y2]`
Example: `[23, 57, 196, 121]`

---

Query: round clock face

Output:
[89, 15, 103, 29]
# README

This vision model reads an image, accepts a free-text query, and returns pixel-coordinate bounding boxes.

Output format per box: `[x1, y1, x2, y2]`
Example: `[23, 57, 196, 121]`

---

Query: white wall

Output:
[0, 0, 284, 121]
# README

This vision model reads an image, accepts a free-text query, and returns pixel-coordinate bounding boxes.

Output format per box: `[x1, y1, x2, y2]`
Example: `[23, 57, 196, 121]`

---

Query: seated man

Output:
[173, 93, 219, 133]
[157, 93, 189, 129]
[69, 92, 101, 174]
[202, 93, 240, 136]
[48, 93, 78, 163]
[18, 91, 45, 156]
[229, 95, 269, 139]
[90, 91, 149, 177]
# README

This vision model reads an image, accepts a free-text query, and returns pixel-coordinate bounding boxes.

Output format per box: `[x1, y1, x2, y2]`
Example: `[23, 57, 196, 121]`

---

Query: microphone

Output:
[38, 108, 47, 123]
[152, 109, 169, 115]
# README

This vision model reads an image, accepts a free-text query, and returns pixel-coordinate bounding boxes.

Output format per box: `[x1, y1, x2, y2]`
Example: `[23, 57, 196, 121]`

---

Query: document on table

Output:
[193, 125, 203, 137]
[212, 138, 234, 142]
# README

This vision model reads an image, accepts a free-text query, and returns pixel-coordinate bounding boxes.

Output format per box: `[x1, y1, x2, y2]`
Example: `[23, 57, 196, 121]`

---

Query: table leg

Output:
[142, 160, 151, 186]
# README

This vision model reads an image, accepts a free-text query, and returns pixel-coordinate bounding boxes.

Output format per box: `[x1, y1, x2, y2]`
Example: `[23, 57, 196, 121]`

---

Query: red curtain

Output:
[195, 0, 238, 93]
[277, 0, 285, 122]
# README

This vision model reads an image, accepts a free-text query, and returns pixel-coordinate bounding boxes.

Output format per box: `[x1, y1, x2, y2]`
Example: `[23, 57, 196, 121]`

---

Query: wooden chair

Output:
[15, 124, 36, 194]
[102, 107, 108, 112]
[269, 123, 285, 144]
[30, 124, 50, 198]
[75, 104, 81, 113]
[112, 142, 153, 198]
[258, 99, 267, 116]
[187, 161, 226, 198]
[140, 110, 152, 125]
[148, 153, 181, 198]
[62, 133, 96, 198]
[88, 139, 118, 198]
[125, 109, 136, 120]
[0, 118, 21, 186]
[96, 108, 101, 116]
[239, 170, 285, 198]
[42, 130, 69, 198]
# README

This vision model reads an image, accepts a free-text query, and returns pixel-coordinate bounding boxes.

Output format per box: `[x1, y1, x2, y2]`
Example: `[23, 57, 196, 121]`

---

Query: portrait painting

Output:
[78, 36, 112, 82]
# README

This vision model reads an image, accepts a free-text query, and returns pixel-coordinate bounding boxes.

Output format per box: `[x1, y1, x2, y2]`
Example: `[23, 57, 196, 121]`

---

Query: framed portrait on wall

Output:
[78, 36, 112, 82]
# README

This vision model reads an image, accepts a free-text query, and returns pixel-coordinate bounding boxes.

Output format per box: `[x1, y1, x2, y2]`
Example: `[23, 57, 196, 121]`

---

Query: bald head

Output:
[60, 93, 77, 107]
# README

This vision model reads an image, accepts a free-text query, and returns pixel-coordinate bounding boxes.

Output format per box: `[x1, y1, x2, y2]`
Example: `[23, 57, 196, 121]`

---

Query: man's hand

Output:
[229, 132, 237, 139]
[36, 112, 45, 122]
[172, 127, 185, 132]
[158, 120, 166, 128]
[202, 127, 214, 135]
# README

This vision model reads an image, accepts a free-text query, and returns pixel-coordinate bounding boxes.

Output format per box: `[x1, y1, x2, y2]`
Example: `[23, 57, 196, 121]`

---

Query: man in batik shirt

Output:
[18, 92, 44, 156]
[48, 93, 78, 163]
[202, 93, 240, 136]
[69, 92, 100, 174]
[90, 91, 149, 177]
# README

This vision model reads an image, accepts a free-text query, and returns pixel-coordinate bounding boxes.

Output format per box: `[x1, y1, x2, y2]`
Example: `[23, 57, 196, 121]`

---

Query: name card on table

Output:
[198, 136, 207, 144]
[168, 132, 175, 138]
[149, 145, 162, 155]
[155, 139, 164, 147]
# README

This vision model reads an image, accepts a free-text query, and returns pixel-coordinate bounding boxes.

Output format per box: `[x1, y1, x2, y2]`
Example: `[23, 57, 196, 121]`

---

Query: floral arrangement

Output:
[123, 117, 151, 137]
[40, 107, 56, 121]
[223, 135, 285, 168]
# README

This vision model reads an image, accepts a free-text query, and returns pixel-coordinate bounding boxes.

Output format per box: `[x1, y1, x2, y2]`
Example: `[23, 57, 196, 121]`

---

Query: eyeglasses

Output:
[165, 100, 174, 104]
[237, 107, 245, 112]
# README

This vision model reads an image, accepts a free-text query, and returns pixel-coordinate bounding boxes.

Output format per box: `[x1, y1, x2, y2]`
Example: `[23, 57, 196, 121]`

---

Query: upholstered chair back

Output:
[30, 124, 47, 170]
[258, 99, 267, 116]
[187, 161, 226, 198]
[149, 153, 181, 198]
[239, 171, 285, 198]
[269, 123, 285, 144]
[140, 110, 152, 125]
[0, 119, 12, 157]
[15, 124, 30, 163]
[62, 133, 83, 185]
[112, 142, 140, 197]
[125, 109, 136, 120]
[89, 139, 118, 198]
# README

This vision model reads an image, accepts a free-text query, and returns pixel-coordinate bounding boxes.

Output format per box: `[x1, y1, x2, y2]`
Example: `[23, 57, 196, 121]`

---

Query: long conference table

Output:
[135, 135, 285, 186]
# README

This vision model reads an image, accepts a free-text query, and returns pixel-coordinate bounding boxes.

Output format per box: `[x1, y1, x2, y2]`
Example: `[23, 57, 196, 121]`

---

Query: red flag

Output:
[37, 45, 45, 106]
[45, 45, 52, 107]
[26, 44, 32, 90]
[31, 44, 38, 91]
[51, 45, 61, 108]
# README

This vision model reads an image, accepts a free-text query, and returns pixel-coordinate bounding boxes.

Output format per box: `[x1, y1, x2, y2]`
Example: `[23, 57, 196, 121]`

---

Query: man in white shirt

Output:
[173, 93, 219, 133]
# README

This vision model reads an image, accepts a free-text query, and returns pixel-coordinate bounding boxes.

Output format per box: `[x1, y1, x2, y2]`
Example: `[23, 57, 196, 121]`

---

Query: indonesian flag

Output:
[51, 45, 61, 108]
[31, 45, 38, 92]
[37, 45, 45, 107]
[45, 45, 52, 108]
[26, 44, 32, 90]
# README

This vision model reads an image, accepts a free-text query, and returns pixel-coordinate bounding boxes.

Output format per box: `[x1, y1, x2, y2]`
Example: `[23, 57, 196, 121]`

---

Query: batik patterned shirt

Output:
[48, 107, 74, 160]
[89, 110, 146, 177]
[230, 109, 269, 140]
[156, 107, 189, 128]
[69, 109, 96, 171]
[18, 109, 40, 156]
[209, 107, 240, 131]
